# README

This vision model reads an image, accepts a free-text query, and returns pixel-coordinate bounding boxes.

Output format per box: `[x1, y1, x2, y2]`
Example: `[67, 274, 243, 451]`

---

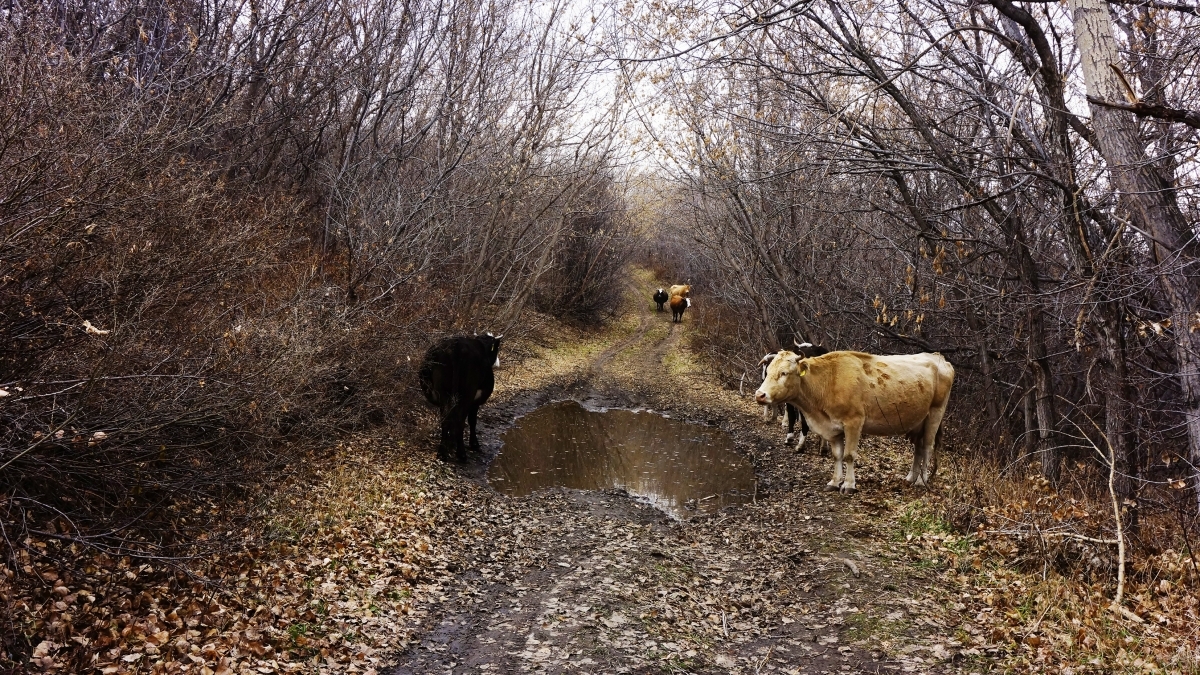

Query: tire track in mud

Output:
[594, 278, 682, 385]
[586, 299, 651, 377]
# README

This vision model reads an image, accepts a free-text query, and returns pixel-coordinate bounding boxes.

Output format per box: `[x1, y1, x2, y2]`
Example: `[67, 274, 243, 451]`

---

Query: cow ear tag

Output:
[797, 361, 809, 377]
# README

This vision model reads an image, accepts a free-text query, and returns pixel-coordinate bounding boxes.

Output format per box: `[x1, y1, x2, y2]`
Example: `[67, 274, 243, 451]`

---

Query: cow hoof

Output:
[840, 486, 858, 495]
[785, 434, 794, 444]
[824, 483, 841, 492]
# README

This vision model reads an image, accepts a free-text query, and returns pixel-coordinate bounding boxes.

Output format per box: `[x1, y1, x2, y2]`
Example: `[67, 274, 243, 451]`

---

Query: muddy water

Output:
[487, 401, 755, 518]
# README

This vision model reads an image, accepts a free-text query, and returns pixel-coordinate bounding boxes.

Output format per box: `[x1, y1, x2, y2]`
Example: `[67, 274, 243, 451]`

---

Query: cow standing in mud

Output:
[419, 333, 503, 462]
[756, 350, 954, 492]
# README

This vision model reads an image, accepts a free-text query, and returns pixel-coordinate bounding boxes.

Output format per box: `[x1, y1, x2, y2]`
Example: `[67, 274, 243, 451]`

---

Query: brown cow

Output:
[669, 294, 691, 322]
[755, 350, 954, 493]
[667, 284, 692, 323]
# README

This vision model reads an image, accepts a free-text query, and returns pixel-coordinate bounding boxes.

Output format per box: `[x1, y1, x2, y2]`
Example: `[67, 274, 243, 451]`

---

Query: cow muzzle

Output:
[755, 391, 770, 405]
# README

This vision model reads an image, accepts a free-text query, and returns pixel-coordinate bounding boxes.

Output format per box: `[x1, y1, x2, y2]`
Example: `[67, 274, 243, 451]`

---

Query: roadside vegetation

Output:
[4, 0, 1200, 672]
[1, 0, 633, 668]
[625, 0, 1200, 669]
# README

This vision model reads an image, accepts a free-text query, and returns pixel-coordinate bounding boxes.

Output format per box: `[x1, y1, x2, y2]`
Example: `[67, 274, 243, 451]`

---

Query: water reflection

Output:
[487, 401, 755, 518]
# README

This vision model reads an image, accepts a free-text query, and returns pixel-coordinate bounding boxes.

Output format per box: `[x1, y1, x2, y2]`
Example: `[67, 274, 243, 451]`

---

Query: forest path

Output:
[389, 270, 970, 675]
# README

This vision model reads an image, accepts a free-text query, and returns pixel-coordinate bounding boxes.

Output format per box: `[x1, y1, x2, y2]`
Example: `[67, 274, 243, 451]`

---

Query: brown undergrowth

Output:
[1, 439, 472, 674]
[873, 447, 1200, 673]
[0, 311, 579, 674]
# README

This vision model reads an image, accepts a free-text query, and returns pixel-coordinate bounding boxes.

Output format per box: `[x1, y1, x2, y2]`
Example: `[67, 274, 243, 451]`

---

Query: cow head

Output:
[758, 352, 777, 381]
[481, 332, 504, 367]
[755, 350, 810, 405]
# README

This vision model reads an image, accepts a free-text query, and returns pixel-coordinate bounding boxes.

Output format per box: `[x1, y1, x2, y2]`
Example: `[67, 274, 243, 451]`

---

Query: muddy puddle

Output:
[487, 400, 755, 518]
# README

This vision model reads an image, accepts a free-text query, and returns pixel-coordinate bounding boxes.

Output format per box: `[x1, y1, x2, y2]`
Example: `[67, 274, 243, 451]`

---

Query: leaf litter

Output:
[5, 277, 1197, 673]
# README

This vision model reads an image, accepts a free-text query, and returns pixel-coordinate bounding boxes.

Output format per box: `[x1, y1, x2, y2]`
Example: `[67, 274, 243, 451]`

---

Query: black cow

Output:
[653, 288, 669, 312]
[759, 341, 830, 450]
[419, 333, 502, 461]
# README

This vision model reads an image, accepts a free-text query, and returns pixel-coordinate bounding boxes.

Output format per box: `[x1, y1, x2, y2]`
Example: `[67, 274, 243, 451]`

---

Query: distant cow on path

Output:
[668, 284, 691, 323]
[419, 333, 503, 462]
[756, 350, 954, 493]
[653, 288, 669, 312]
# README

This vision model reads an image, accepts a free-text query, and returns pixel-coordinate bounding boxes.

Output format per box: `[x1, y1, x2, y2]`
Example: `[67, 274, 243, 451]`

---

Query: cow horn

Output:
[495, 334, 504, 340]
[758, 353, 777, 367]
[794, 339, 813, 350]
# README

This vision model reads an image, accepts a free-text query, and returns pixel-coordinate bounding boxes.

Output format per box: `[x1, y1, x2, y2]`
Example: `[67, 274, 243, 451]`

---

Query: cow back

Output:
[418, 336, 497, 409]
[761, 351, 953, 436]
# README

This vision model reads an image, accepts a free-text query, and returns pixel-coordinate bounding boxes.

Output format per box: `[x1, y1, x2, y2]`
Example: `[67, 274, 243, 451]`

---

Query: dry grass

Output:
[899, 447, 1200, 673]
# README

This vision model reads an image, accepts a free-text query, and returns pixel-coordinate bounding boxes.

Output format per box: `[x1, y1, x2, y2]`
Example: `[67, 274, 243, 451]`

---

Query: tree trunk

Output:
[1098, 301, 1139, 534]
[1030, 304, 1061, 484]
[1024, 382, 1038, 471]
[1009, 220, 1061, 483]
[962, 297, 1003, 444]
[1068, 0, 1200, 515]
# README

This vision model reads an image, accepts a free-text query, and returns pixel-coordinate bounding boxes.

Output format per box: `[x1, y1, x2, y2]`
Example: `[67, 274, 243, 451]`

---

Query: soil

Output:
[387, 271, 971, 674]
[9, 269, 1193, 674]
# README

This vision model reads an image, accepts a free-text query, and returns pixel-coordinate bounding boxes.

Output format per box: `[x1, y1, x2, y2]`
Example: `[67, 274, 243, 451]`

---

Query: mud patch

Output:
[487, 400, 755, 518]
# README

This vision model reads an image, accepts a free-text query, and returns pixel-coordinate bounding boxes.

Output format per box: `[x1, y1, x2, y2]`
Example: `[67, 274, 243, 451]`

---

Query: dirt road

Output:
[389, 271, 971, 674]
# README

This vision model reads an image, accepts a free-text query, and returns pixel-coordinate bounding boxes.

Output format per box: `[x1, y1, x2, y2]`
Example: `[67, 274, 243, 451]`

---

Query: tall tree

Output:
[1067, 0, 1200, 514]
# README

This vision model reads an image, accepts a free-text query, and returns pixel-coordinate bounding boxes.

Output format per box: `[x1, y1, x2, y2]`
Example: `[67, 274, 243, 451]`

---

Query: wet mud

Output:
[488, 400, 755, 519]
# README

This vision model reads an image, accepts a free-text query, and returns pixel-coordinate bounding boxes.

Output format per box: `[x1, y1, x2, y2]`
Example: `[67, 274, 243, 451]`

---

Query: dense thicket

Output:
[625, 0, 1200, 535]
[0, 0, 630, 555]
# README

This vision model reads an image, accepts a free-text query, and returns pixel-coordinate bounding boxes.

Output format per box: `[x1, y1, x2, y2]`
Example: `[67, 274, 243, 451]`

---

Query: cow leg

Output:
[438, 406, 457, 461]
[764, 403, 778, 423]
[786, 404, 804, 448]
[918, 408, 948, 486]
[825, 435, 845, 491]
[447, 405, 468, 462]
[787, 401, 796, 444]
[840, 421, 863, 494]
[905, 427, 923, 484]
[468, 405, 481, 453]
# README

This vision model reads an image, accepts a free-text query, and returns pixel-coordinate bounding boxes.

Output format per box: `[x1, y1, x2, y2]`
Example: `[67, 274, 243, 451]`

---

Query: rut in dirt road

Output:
[390, 274, 964, 675]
